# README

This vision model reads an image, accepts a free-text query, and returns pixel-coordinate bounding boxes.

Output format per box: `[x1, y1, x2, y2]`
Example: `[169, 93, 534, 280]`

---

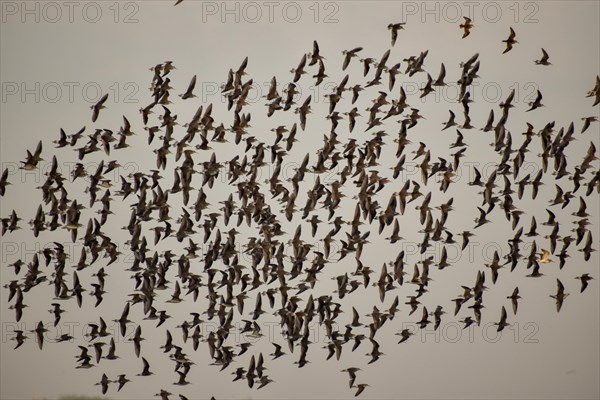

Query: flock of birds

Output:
[2, 16, 599, 400]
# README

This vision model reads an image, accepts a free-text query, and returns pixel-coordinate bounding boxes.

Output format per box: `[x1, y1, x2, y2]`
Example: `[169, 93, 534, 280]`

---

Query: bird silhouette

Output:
[502, 27, 518, 54]
[459, 17, 473, 38]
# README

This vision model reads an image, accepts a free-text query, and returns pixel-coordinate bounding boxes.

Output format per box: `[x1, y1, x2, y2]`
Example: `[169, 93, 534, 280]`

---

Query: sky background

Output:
[1, 1, 599, 399]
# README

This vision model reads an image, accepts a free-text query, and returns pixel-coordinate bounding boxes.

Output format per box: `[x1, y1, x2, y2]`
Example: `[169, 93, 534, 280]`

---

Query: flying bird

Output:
[575, 274, 594, 293]
[534, 48, 551, 65]
[354, 383, 369, 397]
[459, 16, 473, 38]
[342, 47, 363, 70]
[95, 374, 112, 395]
[388, 23, 405, 46]
[507, 287, 521, 315]
[91, 93, 109, 122]
[502, 27, 518, 54]
[494, 306, 509, 332]
[179, 75, 197, 99]
[526, 90, 544, 111]
[550, 279, 569, 312]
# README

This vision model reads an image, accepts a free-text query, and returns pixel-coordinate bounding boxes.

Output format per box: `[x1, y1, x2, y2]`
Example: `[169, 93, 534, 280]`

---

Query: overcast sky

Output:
[1, 1, 599, 399]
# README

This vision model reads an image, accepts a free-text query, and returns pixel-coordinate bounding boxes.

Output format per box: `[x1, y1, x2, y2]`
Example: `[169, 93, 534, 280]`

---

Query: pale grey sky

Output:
[1, 1, 599, 399]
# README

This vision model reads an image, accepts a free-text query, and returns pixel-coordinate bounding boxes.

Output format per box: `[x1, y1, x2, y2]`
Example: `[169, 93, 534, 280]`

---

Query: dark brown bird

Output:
[575, 274, 594, 293]
[507, 287, 521, 315]
[502, 27, 518, 54]
[494, 306, 509, 332]
[0, 168, 8, 196]
[179, 75, 197, 99]
[534, 48, 551, 65]
[91, 93, 109, 122]
[550, 279, 569, 312]
[388, 23, 405, 46]
[342, 47, 363, 70]
[460, 16, 473, 38]
[95, 373, 112, 395]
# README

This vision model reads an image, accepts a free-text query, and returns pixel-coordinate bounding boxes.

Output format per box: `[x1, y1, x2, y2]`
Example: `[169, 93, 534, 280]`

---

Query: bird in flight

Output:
[459, 17, 473, 38]
[502, 27, 518, 53]
[534, 48, 551, 65]
[586, 75, 600, 106]
[354, 383, 369, 397]
[179, 75, 197, 99]
[538, 249, 552, 264]
[575, 274, 594, 293]
[550, 279, 569, 312]
[91, 93, 109, 122]
[527, 90, 544, 112]
[507, 287, 521, 315]
[342, 47, 363, 70]
[388, 23, 405, 46]
[0, 168, 9, 196]
[20, 140, 43, 170]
